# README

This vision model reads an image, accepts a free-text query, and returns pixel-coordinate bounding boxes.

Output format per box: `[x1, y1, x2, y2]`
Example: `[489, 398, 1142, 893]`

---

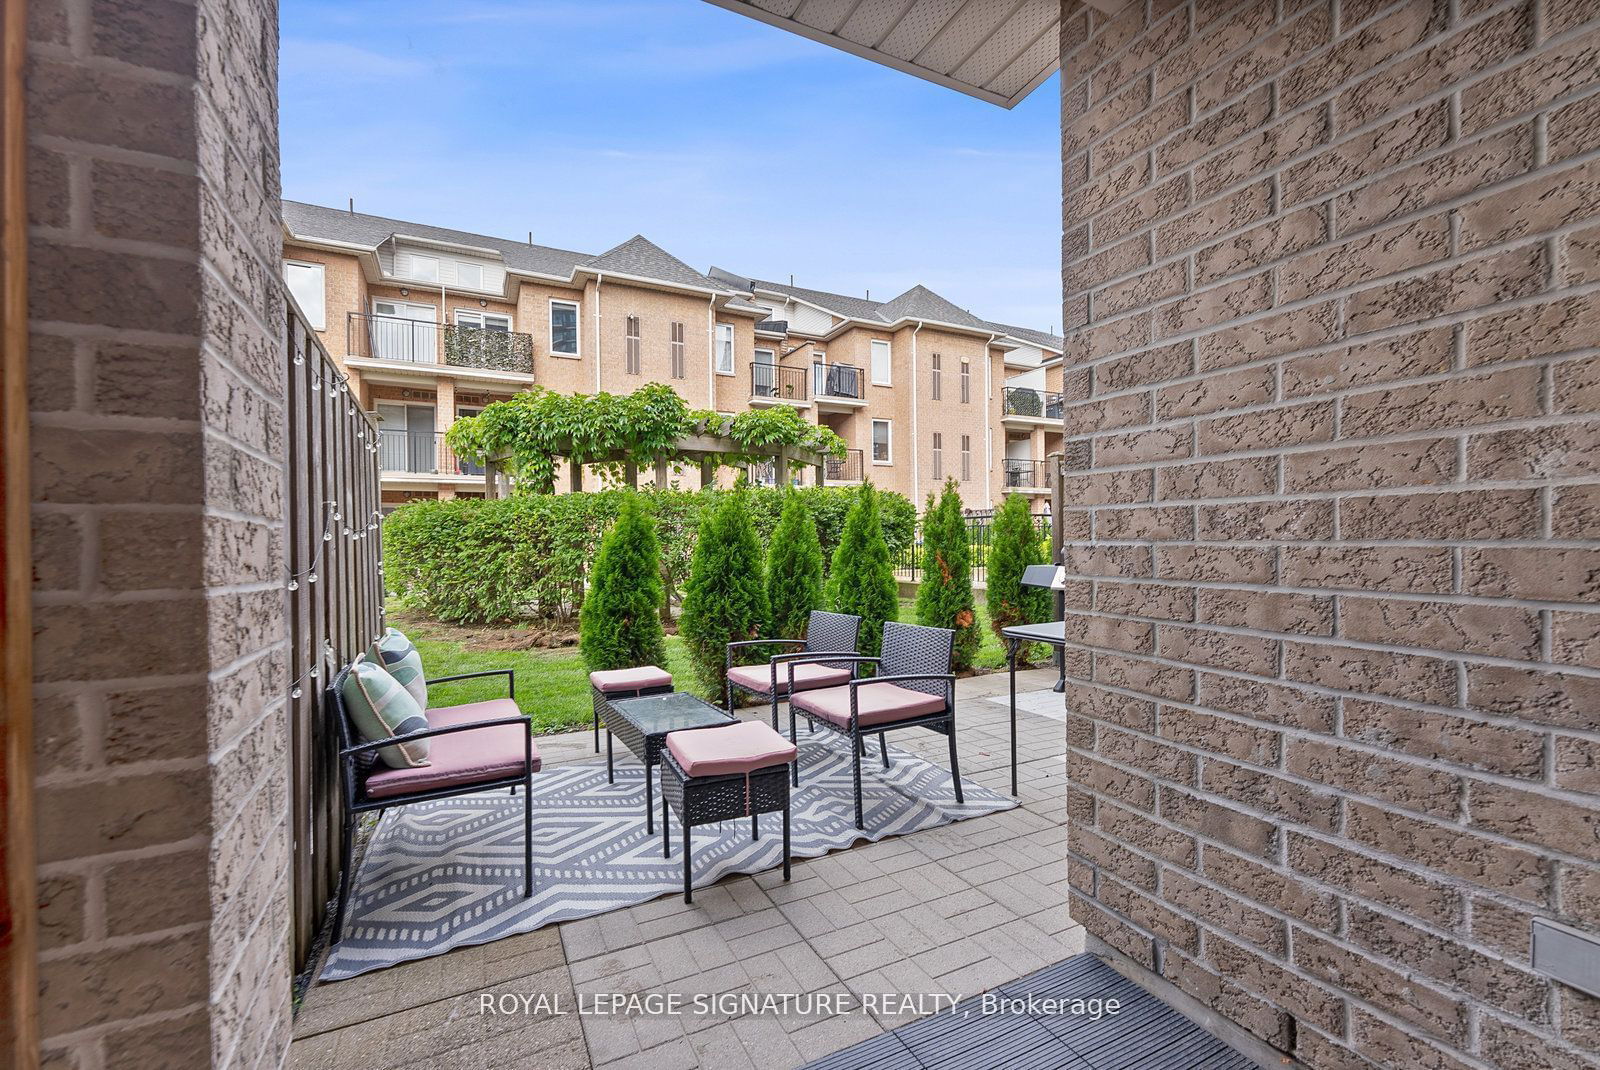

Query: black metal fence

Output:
[286, 300, 383, 968]
[1004, 458, 1048, 488]
[377, 429, 481, 476]
[348, 312, 533, 374]
[814, 361, 863, 399]
[894, 508, 1053, 585]
[1002, 385, 1064, 421]
[752, 361, 809, 402]
[825, 448, 864, 483]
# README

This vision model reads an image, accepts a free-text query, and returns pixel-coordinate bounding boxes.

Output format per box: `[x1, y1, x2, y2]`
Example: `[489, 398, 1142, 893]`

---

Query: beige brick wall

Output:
[27, 0, 290, 1064]
[1058, 0, 1600, 1066]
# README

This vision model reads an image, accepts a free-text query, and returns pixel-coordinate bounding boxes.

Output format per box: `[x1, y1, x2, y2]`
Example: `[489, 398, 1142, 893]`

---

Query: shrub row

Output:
[383, 485, 915, 626]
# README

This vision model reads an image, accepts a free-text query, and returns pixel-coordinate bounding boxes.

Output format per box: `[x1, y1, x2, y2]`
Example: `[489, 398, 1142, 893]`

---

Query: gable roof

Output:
[876, 284, 990, 330]
[983, 320, 1064, 352]
[583, 234, 732, 293]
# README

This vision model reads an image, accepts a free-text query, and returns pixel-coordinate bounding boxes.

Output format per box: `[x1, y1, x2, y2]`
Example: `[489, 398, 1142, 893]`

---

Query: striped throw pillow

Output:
[342, 655, 431, 769]
[368, 628, 427, 709]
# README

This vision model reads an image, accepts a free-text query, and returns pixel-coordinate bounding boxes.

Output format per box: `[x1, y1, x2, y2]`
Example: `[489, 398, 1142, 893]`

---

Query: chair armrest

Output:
[340, 714, 531, 758]
[767, 652, 875, 688]
[427, 669, 515, 700]
[850, 673, 956, 689]
[727, 639, 806, 651]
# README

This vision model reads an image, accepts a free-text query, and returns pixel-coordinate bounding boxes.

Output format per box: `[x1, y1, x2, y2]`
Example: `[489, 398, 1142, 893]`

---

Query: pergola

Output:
[481, 432, 831, 498]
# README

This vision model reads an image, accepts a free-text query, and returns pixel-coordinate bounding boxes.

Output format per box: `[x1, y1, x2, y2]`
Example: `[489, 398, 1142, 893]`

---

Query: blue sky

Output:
[279, 1, 1063, 332]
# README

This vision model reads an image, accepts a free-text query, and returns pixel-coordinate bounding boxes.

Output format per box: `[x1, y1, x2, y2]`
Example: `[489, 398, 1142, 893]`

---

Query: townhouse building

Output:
[280, 200, 1062, 511]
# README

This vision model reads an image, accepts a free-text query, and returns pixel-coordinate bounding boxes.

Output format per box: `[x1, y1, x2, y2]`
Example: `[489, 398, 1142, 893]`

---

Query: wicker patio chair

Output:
[724, 610, 863, 729]
[327, 667, 537, 944]
[785, 621, 960, 829]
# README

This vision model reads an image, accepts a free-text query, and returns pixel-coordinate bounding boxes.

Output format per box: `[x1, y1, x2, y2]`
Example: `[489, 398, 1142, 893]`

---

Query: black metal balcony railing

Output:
[348, 313, 534, 374]
[813, 362, 864, 400]
[825, 448, 864, 483]
[1002, 386, 1064, 420]
[378, 430, 482, 477]
[752, 362, 809, 402]
[1004, 458, 1048, 488]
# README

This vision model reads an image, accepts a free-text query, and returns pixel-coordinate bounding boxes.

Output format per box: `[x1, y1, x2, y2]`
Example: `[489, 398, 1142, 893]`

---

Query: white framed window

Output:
[406, 253, 439, 283]
[625, 315, 641, 375]
[932, 432, 943, 480]
[670, 321, 685, 379]
[960, 357, 971, 404]
[931, 353, 942, 400]
[715, 323, 735, 375]
[453, 309, 511, 332]
[871, 339, 891, 386]
[455, 261, 484, 290]
[549, 299, 579, 357]
[961, 434, 972, 480]
[871, 419, 892, 464]
[283, 260, 326, 330]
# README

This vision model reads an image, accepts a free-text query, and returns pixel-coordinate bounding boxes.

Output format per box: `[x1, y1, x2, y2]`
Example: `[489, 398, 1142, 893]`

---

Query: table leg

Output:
[1008, 638, 1019, 797]
[606, 729, 614, 785]
[645, 759, 654, 835]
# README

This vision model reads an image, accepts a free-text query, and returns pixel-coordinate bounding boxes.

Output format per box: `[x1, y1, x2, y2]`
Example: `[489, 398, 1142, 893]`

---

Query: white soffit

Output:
[701, 0, 1110, 109]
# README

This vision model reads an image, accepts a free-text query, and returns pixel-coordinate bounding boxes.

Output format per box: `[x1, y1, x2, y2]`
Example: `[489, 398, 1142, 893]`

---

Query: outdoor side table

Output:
[1000, 619, 1069, 798]
[589, 665, 674, 753]
[604, 691, 732, 834]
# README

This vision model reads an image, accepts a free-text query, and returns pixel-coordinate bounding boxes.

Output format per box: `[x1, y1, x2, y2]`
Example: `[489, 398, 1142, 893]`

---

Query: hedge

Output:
[383, 484, 915, 626]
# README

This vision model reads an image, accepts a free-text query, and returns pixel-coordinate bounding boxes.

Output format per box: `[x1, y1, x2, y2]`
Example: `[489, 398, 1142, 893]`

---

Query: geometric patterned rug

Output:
[321, 730, 1017, 981]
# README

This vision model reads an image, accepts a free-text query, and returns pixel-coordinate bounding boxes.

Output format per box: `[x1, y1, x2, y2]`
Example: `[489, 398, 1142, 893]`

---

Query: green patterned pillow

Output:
[342, 655, 431, 769]
[368, 628, 426, 709]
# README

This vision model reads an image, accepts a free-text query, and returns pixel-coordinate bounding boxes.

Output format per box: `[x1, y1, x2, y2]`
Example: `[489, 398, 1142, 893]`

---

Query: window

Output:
[871, 339, 891, 385]
[715, 323, 734, 375]
[549, 300, 579, 357]
[932, 433, 943, 480]
[453, 309, 510, 332]
[625, 315, 641, 374]
[283, 261, 325, 330]
[960, 357, 971, 404]
[406, 253, 439, 283]
[455, 261, 483, 289]
[961, 435, 972, 480]
[670, 321, 685, 379]
[871, 419, 891, 464]
[932, 353, 942, 400]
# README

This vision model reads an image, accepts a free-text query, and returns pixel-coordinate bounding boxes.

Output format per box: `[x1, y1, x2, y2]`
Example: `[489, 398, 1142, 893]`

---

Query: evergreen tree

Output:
[825, 483, 899, 659]
[680, 490, 770, 697]
[914, 479, 981, 671]
[986, 493, 1049, 643]
[766, 491, 823, 640]
[579, 494, 667, 673]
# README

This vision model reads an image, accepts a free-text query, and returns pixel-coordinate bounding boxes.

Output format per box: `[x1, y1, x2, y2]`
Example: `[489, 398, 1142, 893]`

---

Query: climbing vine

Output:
[446, 383, 845, 493]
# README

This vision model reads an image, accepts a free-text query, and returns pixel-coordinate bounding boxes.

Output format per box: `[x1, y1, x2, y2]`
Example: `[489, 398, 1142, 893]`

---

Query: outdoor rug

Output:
[321, 730, 1017, 980]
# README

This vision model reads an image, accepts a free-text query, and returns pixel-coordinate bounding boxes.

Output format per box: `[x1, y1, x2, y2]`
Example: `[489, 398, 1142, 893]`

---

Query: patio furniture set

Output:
[324, 610, 964, 936]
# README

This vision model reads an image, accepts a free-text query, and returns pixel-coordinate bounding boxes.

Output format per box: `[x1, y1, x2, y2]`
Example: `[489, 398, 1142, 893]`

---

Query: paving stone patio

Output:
[289, 668, 1082, 1070]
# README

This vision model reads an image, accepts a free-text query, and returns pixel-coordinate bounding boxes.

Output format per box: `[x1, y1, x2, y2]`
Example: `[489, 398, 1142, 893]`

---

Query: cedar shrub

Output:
[766, 491, 823, 640]
[679, 490, 770, 697]
[986, 493, 1050, 642]
[578, 493, 667, 673]
[914, 479, 981, 671]
[825, 483, 899, 659]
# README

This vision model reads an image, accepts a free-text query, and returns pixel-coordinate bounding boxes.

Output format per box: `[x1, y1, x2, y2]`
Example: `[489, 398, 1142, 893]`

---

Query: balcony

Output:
[1001, 385, 1063, 422]
[812, 361, 864, 402]
[1003, 457, 1049, 491]
[347, 313, 534, 375]
[750, 361, 809, 405]
[377, 430, 483, 478]
[824, 448, 864, 483]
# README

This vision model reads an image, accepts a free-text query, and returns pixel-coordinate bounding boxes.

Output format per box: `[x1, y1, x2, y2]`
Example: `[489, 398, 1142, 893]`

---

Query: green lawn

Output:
[399, 594, 1018, 735]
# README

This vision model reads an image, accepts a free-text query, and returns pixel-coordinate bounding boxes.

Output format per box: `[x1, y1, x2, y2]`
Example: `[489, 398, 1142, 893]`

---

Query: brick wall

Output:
[1057, 0, 1600, 1067]
[27, 0, 290, 1065]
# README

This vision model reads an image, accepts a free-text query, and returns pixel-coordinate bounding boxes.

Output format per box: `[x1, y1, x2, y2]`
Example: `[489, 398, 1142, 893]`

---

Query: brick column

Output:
[26, 0, 290, 1065]
[1059, 1, 1600, 1067]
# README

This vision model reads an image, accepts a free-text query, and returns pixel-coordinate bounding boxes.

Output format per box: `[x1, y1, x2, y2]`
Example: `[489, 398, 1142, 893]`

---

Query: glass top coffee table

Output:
[604, 691, 733, 834]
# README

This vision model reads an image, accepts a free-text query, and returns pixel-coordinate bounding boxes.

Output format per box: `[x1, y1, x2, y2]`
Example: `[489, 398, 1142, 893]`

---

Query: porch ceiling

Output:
[702, 0, 1123, 108]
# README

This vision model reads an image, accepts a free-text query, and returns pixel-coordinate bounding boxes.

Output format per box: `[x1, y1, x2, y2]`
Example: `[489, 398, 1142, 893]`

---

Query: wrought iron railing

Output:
[894, 508, 1053, 585]
[1002, 386, 1064, 420]
[813, 362, 864, 399]
[377, 430, 479, 476]
[752, 361, 809, 402]
[348, 313, 533, 375]
[825, 448, 864, 483]
[1004, 458, 1048, 488]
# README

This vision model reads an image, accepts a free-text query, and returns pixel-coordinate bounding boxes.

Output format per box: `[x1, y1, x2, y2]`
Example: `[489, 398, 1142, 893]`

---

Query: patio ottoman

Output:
[588, 665, 673, 753]
[660, 719, 797, 904]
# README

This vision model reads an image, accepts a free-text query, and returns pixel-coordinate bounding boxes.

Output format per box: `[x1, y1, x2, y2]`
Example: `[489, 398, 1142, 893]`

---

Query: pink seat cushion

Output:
[365, 698, 540, 799]
[589, 665, 673, 693]
[666, 719, 798, 778]
[791, 683, 946, 728]
[727, 661, 851, 695]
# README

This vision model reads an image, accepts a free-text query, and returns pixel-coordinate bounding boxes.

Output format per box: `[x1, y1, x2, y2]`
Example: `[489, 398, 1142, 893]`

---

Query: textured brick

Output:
[1160, 946, 1295, 1047]
[1193, 5, 1333, 113]
[1283, 642, 1457, 704]
[1554, 483, 1600, 538]
[1099, 799, 1198, 868]
[1157, 456, 1275, 500]
[1198, 401, 1334, 454]
[1281, 326, 1453, 399]
[1196, 587, 1332, 636]
[1160, 787, 1278, 858]
[1340, 365, 1541, 437]
[1205, 933, 1343, 1034]
[1342, 698, 1545, 778]
[1283, 545, 1454, 595]
[1155, 365, 1271, 420]
[1196, 499, 1334, 541]
[1468, 422, 1600, 480]
[1279, 215, 1451, 304]
[1282, 100, 1450, 208]
[1464, 547, 1600, 602]
[1294, 930, 1468, 1041]
[1340, 598, 1540, 659]
[1460, 25, 1600, 135]
[1203, 844, 1339, 929]
[1341, 488, 1541, 541]
[1467, 292, 1600, 367]
[1279, 1, 1446, 112]
[1460, 158, 1600, 251]
[1469, 781, 1600, 864]
[1289, 831, 1462, 926]
[1338, 126, 1535, 235]
[1287, 739, 1460, 819]
[1196, 672, 1336, 732]
[1195, 302, 1339, 373]
[1347, 802, 1550, 903]
[1283, 437, 1456, 493]
[1154, 545, 1274, 583]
